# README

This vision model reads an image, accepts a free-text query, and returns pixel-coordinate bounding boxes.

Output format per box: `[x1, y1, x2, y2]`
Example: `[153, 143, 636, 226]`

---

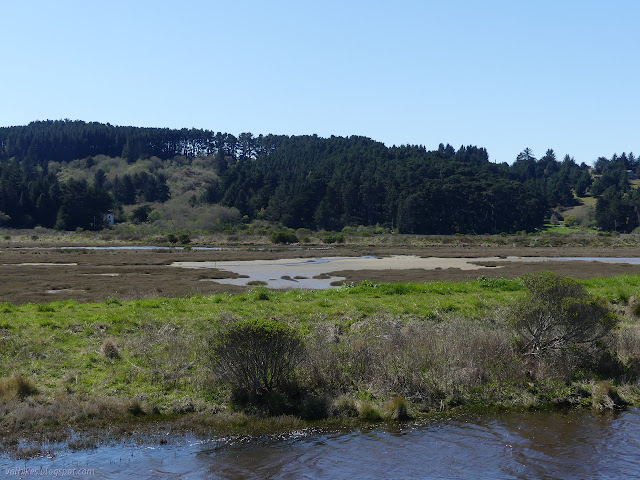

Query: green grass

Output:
[539, 222, 599, 235]
[2, 273, 640, 430]
[537, 193, 599, 234]
[0, 278, 523, 404]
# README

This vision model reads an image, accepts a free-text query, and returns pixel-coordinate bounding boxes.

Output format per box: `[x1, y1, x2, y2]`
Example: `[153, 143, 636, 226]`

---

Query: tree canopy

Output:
[0, 120, 635, 233]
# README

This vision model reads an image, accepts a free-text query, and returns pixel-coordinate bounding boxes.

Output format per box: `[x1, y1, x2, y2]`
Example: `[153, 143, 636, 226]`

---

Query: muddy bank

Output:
[2, 244, 640, 304]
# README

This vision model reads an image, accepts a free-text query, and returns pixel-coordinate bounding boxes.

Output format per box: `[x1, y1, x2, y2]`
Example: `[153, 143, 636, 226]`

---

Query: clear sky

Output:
[2, 0, 638, 165]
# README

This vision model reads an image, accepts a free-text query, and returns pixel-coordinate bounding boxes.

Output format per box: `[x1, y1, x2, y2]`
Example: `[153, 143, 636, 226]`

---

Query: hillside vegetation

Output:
[3, 120, 639, 235]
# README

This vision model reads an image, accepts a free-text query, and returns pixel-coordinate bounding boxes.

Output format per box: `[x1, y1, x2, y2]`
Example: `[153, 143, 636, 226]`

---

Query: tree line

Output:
[213, 137, 591, 234]
[0, 120, 637, 233]
[0, 160, 169, 230]
[0, 119, 274, 168]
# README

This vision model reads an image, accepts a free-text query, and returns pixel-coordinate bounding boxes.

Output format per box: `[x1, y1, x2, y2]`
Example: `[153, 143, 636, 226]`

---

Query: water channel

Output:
[3, 409, 639, 479]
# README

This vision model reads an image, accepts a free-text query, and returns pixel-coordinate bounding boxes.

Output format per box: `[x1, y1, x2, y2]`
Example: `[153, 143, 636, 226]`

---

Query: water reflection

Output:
[173, 255, 640, 290]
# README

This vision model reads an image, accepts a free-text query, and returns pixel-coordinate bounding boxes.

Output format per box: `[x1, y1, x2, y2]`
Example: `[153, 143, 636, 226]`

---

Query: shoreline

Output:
[1, 391, 635, 460]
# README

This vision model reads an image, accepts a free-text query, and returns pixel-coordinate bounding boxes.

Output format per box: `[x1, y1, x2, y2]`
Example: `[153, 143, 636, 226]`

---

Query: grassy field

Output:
[1, 279, 526, 402]
[3, 271, 640, 455]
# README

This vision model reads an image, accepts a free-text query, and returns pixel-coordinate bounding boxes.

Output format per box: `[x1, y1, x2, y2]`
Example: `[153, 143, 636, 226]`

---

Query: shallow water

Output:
[173, 255, 640, 289]
[4, 410, 640, 479]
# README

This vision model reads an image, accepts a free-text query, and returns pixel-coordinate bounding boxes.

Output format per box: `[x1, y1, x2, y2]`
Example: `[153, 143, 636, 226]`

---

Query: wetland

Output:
[3, 233, 640, 477]
[4, 238, 640, 304]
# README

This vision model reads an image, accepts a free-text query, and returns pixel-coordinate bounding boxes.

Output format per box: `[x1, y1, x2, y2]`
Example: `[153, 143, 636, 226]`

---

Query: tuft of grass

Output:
[101, 338, 120, 359]
[127, 399, 145, 416]
[358, 401, 383, 422]
[332, 396, 359, 418]
[0, 374, 38, 400]
[590, 381, 628, 411]
[0, 302, 13, 313]
[383, 396, 410, 420]
[252, 287, 271, 301]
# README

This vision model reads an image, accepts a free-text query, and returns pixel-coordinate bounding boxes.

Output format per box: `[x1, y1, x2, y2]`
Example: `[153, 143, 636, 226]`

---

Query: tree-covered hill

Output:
[0, 120, 635, 233]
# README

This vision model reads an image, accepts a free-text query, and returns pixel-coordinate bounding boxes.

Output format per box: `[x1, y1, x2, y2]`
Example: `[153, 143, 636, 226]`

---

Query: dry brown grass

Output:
[0, 374, 38, 400]
[101, 338, 120, 359]
[300, 315, 522, 409]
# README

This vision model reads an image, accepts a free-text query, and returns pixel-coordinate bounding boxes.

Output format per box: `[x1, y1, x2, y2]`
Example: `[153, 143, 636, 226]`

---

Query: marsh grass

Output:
[1, 274, 640, 442]
[383, 396, 410, 420]
[357, 401, 383, 421]
[0, 374, 38, 400]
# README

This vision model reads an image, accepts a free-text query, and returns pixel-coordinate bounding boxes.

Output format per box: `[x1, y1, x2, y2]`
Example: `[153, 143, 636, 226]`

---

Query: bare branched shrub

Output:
[507, 272, 617, 358]
[625, 296, 640, 319]
[84, 398, 128, 419]
[125, 322, 199, 388]
[612, 326, 640, 363]
[604, 325, 640, 380]
[300, 316, 519, 407]
[416, 318, 519, 392]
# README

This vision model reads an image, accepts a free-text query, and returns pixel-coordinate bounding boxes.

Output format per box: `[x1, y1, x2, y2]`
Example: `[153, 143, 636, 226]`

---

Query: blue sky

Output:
[2, 0, 638, 165]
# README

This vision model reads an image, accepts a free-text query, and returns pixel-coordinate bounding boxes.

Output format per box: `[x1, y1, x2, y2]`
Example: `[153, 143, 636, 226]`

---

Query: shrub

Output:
[210, 319, 304, 400]
[564, 215, 579, 227]
[178, 233, 191, 244]
[270, 232, 299, 244]
[167, 233, 178, 244]
[508, 272, 618, 358]
[130, 204, 152, 224]
[322, 235, 345, 244]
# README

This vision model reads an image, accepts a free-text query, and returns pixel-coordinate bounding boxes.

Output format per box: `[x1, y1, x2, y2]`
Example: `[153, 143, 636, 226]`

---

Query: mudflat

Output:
[2, 243, 640, 304]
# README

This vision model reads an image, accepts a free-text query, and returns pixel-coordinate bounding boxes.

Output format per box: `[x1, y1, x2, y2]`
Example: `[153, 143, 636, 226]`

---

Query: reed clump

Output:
[0, 374, 38, 400]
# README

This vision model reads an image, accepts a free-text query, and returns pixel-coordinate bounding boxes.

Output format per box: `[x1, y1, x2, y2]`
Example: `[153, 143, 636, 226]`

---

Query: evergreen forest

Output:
[0, 120, 638, 234]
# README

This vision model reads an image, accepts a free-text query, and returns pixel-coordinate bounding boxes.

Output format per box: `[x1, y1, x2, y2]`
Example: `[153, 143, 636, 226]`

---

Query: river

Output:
[3, 409, 639, 479]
